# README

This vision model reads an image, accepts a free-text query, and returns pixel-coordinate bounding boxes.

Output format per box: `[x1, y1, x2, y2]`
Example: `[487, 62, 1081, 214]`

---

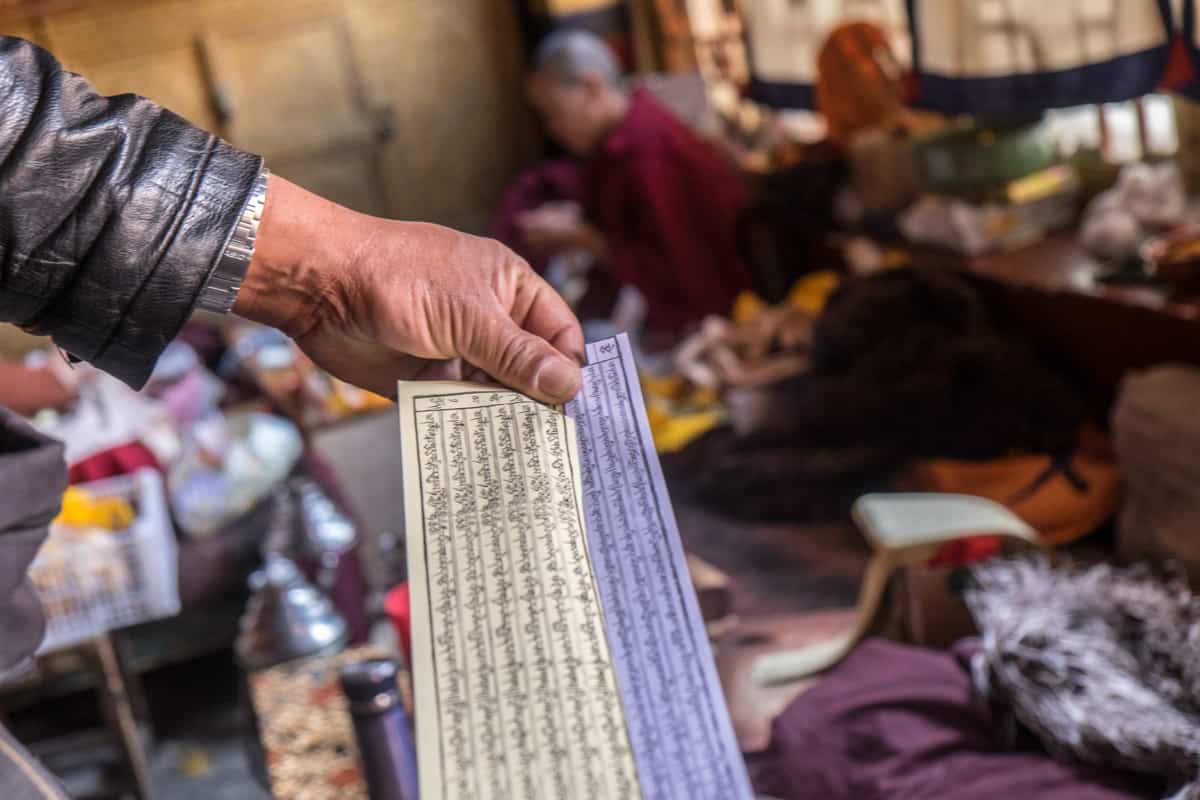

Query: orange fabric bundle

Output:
[816, 22, 903, 149]
[902, 430, 1122, 552]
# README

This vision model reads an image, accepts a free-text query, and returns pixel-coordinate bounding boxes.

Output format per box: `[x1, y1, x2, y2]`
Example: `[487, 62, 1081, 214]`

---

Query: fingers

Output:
[462, 314, 582, 405]
[514, 272, 586, 365]
[288, 224, 586, 404]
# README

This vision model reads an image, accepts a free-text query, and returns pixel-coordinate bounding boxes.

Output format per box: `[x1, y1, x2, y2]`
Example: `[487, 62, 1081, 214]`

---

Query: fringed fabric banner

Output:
[906, 0, 1174, 117]
[744, 0, 1175, 115]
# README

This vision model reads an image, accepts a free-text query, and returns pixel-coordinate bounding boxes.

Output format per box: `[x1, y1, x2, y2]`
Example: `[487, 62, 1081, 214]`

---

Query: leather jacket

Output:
[0, 35, 262, 388]
[0, 37, 260, 795]
[0, 408, 70, 799]
[0, 408, 64, 681]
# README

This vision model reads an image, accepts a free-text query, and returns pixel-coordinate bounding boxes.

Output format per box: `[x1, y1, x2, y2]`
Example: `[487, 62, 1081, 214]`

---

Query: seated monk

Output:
[519, 30, 752, 334]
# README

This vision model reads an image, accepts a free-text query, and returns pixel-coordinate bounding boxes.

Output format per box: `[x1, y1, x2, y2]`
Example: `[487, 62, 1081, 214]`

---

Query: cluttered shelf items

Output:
[398, 334, 752, 800]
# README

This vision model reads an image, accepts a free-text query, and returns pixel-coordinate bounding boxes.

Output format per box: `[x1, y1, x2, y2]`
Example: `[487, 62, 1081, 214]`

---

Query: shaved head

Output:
[528, 29, 629, 156]
[534, 29, 622, 87]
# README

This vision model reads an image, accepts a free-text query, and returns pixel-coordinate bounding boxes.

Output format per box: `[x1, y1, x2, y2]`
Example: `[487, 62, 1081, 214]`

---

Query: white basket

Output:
[30, 469, 180, 654]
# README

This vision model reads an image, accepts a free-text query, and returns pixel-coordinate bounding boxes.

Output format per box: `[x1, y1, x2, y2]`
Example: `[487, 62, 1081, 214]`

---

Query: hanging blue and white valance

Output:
[743, 0, 1176, 115]
[907, 0, 1174, 117]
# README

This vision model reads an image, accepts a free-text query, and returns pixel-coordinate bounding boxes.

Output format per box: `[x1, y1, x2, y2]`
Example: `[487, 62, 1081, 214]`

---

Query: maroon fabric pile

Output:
[755, 639, 1164, 800]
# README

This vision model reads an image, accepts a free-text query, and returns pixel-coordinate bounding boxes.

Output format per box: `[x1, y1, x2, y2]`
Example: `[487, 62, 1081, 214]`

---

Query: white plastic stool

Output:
[752, 493, 1041, 686]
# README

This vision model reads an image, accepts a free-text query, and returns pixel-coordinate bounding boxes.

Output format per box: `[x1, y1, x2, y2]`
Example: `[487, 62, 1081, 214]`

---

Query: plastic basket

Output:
[29, 469, 180, 654]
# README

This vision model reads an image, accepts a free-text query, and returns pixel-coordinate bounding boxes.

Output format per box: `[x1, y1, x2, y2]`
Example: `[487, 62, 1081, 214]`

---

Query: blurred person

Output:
[521, 29, 753, 335]
[0, 357, 81, 417]
[0, 35, 583, 797]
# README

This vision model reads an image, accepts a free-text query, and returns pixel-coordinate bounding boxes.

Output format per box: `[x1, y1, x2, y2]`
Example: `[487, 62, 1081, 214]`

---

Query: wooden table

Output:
[914, 232, 1200, 394]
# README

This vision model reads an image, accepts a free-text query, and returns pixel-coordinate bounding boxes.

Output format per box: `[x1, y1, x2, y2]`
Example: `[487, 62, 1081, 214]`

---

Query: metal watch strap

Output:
[196, 167, 270, 314]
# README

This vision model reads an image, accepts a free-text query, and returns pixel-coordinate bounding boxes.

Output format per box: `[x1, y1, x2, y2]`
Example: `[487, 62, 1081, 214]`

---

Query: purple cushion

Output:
[754, 639, 1161, 800]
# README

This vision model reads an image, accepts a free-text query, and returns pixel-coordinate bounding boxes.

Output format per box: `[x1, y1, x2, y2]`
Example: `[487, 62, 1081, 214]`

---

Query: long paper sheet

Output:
[399, 334, 751, 800]
[566, 335, 752, 798]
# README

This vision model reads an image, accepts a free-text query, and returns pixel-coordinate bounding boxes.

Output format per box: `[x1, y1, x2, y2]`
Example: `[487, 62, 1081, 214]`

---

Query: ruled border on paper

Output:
[399, 384, 640, 800]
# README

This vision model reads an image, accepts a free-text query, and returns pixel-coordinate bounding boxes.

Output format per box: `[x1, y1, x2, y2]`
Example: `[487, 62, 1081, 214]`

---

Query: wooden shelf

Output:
[910, 232, 1200, 393]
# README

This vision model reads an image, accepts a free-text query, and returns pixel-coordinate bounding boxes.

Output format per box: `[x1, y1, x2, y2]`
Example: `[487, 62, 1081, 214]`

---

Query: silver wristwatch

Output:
[196, 167, 270, 314]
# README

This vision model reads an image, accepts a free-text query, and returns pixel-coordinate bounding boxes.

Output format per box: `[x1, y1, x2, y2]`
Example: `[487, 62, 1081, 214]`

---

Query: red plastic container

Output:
[384, 583, 412, 667]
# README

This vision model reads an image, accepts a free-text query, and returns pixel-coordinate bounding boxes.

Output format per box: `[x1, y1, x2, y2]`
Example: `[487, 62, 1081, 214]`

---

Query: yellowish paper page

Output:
[398, 382, 640, 800]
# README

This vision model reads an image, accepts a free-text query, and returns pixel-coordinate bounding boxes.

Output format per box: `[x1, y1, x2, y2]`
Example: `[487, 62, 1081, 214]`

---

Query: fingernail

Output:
[536, 356, 581, 402]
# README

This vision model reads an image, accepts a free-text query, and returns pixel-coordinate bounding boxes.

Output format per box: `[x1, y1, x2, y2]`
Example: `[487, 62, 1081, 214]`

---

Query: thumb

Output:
[464, 315, 582, 405]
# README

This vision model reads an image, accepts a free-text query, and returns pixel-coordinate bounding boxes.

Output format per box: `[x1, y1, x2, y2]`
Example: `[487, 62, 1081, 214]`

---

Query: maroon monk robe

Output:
[583, 88, 752, 332]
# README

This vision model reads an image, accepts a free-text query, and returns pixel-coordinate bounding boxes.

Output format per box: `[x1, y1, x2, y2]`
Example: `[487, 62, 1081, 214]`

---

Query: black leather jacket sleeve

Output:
[0, 36, 262, 388]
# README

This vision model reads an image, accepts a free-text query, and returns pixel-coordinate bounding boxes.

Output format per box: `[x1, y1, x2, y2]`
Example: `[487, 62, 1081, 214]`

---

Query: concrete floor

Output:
[150, 709, 269, 800]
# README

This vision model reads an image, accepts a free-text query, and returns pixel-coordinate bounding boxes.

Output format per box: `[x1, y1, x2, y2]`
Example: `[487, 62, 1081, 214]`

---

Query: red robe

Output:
[583, 89, 752, 332]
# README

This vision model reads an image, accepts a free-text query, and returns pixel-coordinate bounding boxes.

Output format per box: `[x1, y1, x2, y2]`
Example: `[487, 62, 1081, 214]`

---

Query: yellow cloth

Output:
[731, 270, 841, 324]
[650, 271, 840, 453]
[328, 379, 392, 416]
[730, 291, 767, 325]
[786, 271, 841, 315]
[642, 373, 724, 453]
[645, 403, 724, 453]
[55, 486, 135, 531]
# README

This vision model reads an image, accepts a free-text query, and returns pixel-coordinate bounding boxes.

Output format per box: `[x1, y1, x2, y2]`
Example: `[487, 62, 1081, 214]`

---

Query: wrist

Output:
[233, 175, 359, 338]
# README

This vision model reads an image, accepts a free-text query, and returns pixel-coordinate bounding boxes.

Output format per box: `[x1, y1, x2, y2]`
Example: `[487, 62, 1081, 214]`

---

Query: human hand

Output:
[516, 202, 590, 255]
[233, 176, 584, 404]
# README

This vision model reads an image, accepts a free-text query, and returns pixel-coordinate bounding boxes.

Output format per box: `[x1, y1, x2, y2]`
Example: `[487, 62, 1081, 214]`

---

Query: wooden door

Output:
[41, 0, 223, 130]
[25, 0, 537, 227]
[199, 16, 387, 214]
[41, 0, 386, 215]
[345, 0, 538, 231]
